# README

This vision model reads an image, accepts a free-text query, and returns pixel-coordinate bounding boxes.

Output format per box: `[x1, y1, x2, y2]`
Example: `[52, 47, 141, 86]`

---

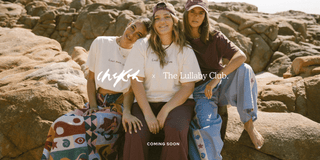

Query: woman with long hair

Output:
[183, 0, 264, 159]
[122, 2, 202, 160]
[42, 17, 151, 160]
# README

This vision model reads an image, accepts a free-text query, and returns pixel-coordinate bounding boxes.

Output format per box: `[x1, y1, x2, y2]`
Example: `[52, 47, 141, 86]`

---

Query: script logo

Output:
[97, 69, 142, 87]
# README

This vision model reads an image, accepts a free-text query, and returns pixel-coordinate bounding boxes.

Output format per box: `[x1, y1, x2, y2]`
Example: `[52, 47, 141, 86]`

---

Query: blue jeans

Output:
[188, 63, 258, 160]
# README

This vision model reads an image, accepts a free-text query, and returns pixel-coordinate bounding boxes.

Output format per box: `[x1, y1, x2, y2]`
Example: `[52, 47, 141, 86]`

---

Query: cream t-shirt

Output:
[124, 38, 202, 102]
[86, 36, 131, 93]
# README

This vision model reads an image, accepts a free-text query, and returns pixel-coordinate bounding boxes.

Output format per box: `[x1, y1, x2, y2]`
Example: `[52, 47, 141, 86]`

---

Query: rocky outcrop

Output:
[0, 2, 26, 27]
[283, 56, 320, 78]
[215, 12, 280, 73]
[222, 107, 320, 160]
[0, 28, 87, 160]
[208, 2, 258, 13]
[257, 74, 320, 123]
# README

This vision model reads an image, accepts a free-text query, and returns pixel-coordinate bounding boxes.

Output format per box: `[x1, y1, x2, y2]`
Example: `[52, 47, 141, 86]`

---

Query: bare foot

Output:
[244, 119, 264, 150]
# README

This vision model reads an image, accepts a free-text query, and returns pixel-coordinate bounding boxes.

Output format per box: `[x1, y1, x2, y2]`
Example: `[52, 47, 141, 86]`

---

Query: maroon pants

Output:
[123, 99, 195, 160]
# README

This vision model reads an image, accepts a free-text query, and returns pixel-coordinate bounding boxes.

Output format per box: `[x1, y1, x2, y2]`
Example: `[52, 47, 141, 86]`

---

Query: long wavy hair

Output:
[148, 14, 187, 68]
[183, 10, 214, 44]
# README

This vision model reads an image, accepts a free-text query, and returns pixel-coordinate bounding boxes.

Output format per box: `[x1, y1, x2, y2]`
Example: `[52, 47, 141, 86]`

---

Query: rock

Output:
[251, 22, 269, 34]
[0, 3, 26, 27]
[304, 75, 320, 123]
[70, 0, 86, 11]
[288, 19, 308, 38]
[25, 1, 48, 17]
[258, 100, 288, 112]
[23, 16, 39, 29]
[112, 11, 134, 36]
[74, 3, 107, 30]
[249, 34, 274, 73]
[129, 1, 145, 15]
[222, 107, 320, 160]
[0, 3, 25, 17]
[39, 10, 56, 23]
[217, 12, 239, 31]
[278, 40, 302, 55]
[71, 46, 88, 66]
[259, 83, 296, 112]
[260, 34, 281, 51]
[239, 27, 256, 36]
[278, 35, 296, 42]
[63, 32, 87, 54]
[208, 2, 258, 13]
[308, 25, 320, 41]
[0, 28, 61, 56]
[290, 56, 320, 76]
[288, 50, 320, 61]
[267, 55, 292, 77]
[85, 9, 118, 38]
[292, 78, 307, 115]
[269, 51, 286, 63]
[218, 23, 252, 64]
[59, 13, 74, 24]
[278, 21, 297, 36]
[0, 27, 87, 159]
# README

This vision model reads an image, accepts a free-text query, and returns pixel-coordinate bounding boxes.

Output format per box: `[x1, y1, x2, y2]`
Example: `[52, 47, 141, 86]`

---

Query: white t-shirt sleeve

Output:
[124, 39, 146, 78]
[180, 47, 202, 83]
[86, 37, 100, 72]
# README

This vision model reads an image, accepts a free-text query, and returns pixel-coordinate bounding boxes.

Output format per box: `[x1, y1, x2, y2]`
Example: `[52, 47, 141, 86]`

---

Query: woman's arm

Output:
[205, 50, 246, 99]
[131, 76, 159, 134]
[87, 71, 98, 108]
[157, 82, 195, 129]
[122, 88, 143, 134]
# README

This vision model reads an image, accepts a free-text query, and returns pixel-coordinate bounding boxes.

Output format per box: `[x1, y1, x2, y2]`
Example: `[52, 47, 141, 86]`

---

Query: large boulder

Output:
[64, 3, 135, 54]
[249, 34, 274, 73]
[257, 72, 320, 123]
[25, 1, 48, 17]
[0, 28, 87, 160]
[215, 12, 279, 73]
[304, 75, 320, 123]
[0, 2, 26, 27]
[283, 56, 320, 78]
[217, 23, 252, 64]
[222, 107, 320, 160]
[267, 55, 292, 77]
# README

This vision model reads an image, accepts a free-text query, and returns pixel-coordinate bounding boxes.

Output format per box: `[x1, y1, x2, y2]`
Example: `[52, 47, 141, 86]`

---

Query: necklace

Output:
[163, 41, 173, 50]
[116, 37, 129, 59]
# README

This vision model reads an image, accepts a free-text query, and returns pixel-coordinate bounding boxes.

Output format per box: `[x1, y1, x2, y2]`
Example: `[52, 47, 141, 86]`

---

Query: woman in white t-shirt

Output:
[42, 17, 151, 160]
[122, 2, 202, 160]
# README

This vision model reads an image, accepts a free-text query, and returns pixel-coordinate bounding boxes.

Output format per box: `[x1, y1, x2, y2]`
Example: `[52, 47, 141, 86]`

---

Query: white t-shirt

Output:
[124, 38, 202, 102]
[86, 36, 131, 93]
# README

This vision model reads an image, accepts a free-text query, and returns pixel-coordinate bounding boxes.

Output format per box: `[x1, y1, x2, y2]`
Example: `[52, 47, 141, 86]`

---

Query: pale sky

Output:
[210, 0, 320, 15]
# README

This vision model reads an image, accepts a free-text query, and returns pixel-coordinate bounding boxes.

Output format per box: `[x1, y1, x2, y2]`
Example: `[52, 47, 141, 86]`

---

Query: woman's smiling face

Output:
[122, 21, 148, 45]
[154, 10, 174, 36]
[188, 7, 206, 29]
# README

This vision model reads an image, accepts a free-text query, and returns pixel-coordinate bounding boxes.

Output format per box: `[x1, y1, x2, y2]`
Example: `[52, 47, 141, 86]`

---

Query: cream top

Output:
[86, 36, 131, 93]
[124, 38, 202, 102]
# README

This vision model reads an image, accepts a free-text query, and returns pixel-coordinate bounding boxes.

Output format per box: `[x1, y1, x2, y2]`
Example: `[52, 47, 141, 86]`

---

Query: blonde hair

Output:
[148, 15, 187, 68]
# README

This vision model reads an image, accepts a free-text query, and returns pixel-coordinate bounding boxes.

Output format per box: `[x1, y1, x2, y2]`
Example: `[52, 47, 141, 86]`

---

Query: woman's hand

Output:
[205, 79, 220, 99]
[84, 105, 99, 116]
[144, 114, 159, 134]
[157, 108, 169, 130]
[122, 112, 143, 134]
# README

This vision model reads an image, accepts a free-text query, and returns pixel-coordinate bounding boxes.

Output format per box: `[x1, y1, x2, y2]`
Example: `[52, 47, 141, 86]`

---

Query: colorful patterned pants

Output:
[42, 93, 124, 160]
